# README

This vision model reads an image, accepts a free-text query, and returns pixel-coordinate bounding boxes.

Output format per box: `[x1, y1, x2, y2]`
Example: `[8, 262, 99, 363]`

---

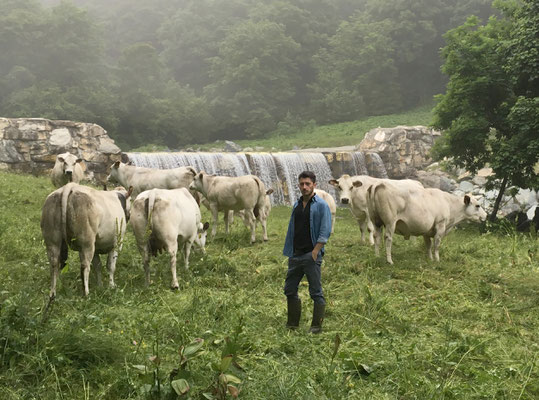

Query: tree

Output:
[205, 19, 300, 139]
[309, 13, 401, 124]
[432, 0, 539, 219]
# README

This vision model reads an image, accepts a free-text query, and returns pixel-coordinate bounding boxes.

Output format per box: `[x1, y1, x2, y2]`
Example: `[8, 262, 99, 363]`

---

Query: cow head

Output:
[329, 175, 362, 205]
[115, 185, 134, 222]
[57, 153, 83, 182]
[107, 160, 123, 184]
[189, 171, 206, 195]
[195, 221, 210, 252]
[463, 194, 487, 222]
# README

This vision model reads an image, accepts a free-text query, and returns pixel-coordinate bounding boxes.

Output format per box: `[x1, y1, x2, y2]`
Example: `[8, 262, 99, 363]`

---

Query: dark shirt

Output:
[293, 194, 315, 255]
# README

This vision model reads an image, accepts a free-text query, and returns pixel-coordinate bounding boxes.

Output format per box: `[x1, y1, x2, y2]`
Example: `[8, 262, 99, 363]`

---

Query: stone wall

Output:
[0, 118, 121, 183]
[358, 125, 441, 179]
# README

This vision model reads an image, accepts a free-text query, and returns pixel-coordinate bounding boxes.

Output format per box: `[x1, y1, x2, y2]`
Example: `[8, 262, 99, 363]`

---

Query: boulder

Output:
[358, 125, 441, 179]
[224, 140, 242, 152]
[0, 118, 122, 183]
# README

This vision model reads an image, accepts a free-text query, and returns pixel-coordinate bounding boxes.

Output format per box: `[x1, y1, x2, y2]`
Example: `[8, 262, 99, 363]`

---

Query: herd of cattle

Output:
[41, 152, 489, 298]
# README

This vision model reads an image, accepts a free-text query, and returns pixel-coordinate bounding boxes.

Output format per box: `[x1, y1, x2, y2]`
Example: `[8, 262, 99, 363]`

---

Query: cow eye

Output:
[349, 186, 353, 190]
[475, 205, 480, 208]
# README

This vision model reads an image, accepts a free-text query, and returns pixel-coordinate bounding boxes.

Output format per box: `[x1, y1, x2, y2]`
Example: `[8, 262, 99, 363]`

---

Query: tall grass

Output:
[0, 170, 537, 399]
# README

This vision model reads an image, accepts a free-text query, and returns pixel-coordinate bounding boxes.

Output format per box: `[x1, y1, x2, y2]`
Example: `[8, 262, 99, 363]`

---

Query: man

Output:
[283, 171, 332, 333]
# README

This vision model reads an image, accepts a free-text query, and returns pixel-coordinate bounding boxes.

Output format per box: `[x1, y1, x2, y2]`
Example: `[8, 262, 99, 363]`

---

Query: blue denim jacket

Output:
[283, 194, 332, 257]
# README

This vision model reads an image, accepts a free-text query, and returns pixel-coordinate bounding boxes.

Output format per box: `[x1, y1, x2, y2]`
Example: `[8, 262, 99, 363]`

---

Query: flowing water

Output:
[125, 151, 387, 205]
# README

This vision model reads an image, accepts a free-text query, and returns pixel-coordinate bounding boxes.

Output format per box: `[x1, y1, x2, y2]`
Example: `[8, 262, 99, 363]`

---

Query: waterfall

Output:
[351, 152, 368, 175]
[125, 150, 387, 205]
[248, 153, 284, 205]
[127, 152, 250, 176]
[365, 153, 388, 179]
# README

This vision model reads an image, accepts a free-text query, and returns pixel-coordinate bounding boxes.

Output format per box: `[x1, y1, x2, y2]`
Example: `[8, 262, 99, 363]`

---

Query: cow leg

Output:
[210, 203, 219, 238]
[106, 249, 119, 288]
[259, 210, 268, 241]
[423, 236, 433, 260]
[366, 218, 375, 246]
[384, 223, 395, 265]
[358, 218, 366, 243]
[373, 225, 382, 256]
[433, 225, 445, 262]
[224, 209, 230, 234]
[143, 244, 151, 287]
[168, 241, 179, 290]
[79, 246, 94, 296]
[47, 247, 61, 299]
[183, 240, 193, 270]
[246, 209, 257, 243]
[92, 254, 103, 287]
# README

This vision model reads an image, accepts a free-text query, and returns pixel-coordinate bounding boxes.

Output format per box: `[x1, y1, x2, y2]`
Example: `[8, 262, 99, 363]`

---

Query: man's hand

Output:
[312, 243, 323, 261]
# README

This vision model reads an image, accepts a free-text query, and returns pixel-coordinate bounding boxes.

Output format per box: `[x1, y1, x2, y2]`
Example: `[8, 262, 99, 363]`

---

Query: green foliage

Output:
[2, 0, 498, 146]
[433, 0, 539, 216]
[1, 170, 539, 399]
[309, 14, 401, 123]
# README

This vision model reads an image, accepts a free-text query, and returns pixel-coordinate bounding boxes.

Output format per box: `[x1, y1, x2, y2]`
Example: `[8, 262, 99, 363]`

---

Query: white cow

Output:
[107, 161, 197, 198]
[314, 189, 337, 233]
[235, 188, 274, 231]
[41, 183, 132, 297]
[130, 188, 209, 289]
[189, 172, 268, 243]
[329, 175, 423, 244]
[367, 183, 487, 264]
[51, 153, 84, 188]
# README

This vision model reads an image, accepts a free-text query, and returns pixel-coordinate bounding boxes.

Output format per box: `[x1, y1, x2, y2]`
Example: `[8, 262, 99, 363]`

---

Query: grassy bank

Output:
[133, 105, 434, 152]
[0, 170, 538, 399]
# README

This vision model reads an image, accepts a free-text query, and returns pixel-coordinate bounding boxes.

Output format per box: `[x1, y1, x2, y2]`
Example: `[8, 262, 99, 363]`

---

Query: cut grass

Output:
[0, 170, 537, 399]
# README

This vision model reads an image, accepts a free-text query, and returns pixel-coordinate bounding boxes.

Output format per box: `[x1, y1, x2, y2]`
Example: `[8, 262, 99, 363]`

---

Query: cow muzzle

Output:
[341, 198, 349, 205]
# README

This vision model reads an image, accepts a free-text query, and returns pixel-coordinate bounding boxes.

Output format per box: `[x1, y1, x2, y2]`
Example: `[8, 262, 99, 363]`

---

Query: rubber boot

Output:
[309, 303, 325, 334]
[286, 298, 301, 329]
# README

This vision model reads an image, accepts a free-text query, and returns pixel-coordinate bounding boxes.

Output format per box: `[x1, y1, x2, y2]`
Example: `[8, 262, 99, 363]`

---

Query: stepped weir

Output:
[124, 151, 387, 205]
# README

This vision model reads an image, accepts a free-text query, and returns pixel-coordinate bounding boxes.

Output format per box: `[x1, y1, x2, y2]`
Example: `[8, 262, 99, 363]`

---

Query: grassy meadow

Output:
[0, 170, 538, 399]
[135, 104, 434, 152]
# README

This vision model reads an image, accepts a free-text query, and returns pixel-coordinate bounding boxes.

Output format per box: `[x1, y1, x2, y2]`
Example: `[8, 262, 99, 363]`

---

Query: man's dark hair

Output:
[298, 171, 316, 183]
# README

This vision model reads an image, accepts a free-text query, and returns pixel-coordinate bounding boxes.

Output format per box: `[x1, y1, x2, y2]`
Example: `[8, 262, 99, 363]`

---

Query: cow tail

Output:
[252, 176, 265, 219]
[61, 183, 76, 245]
[147, 190, 156, 230]
[370, 183, 391, 227]
[144, 190, 157, 255]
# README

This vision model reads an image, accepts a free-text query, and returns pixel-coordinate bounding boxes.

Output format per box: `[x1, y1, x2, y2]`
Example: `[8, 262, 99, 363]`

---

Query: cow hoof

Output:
[171, 286, 179, 291]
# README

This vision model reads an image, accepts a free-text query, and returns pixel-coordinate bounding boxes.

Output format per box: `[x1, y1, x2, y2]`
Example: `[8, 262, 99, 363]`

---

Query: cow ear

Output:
[127, 186, 134, 198]
[352, 180, 363, 187]
[113, 161, 120, 168]
[188, 166, 196, 176]
[203, 222, 210, 231]
[464, 195, 471, 205]
[329, 179, 338, 187]
[127, 161, 134, 166]
[76, 158, 83, 163]
[266, 188, 274, 195]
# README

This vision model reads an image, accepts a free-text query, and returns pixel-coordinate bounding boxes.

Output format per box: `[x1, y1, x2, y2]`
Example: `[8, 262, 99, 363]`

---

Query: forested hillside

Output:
[3, 0, 493, 149]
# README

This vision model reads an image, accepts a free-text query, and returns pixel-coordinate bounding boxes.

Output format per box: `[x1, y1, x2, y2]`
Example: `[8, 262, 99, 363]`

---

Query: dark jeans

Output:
[284, 252, 325, 305]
